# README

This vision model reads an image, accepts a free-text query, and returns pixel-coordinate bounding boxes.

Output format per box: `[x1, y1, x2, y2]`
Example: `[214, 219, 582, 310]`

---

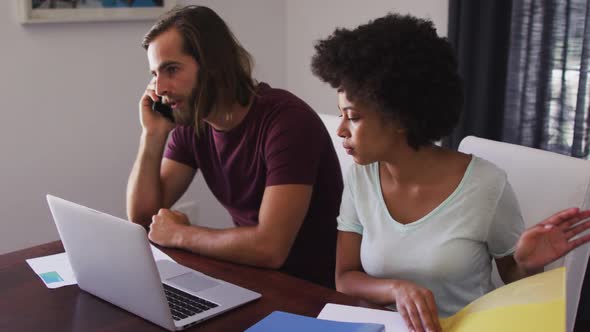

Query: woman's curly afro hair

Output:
[311, 13, 463, 150]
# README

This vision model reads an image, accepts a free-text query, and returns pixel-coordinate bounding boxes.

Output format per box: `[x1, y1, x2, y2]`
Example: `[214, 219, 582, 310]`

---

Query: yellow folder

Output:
[441, 267, 565, 332]
[318, 267, 566, 332]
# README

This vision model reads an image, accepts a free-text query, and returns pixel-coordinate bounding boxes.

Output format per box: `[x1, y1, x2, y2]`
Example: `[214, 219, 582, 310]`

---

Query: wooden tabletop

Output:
[0, 241, 375, 331]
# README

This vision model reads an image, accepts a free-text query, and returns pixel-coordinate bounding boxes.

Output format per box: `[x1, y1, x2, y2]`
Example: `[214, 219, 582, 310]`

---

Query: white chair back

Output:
[459, 136, 590, 228]
[458, 135, 590, 325]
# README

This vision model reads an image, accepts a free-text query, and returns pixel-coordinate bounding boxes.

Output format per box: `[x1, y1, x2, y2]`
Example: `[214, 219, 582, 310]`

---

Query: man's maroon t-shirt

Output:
[164, 83, 343, 288]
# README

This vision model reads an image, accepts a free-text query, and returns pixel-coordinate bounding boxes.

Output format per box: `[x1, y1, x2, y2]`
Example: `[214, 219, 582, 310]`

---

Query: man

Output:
[126, 5, 342, 288]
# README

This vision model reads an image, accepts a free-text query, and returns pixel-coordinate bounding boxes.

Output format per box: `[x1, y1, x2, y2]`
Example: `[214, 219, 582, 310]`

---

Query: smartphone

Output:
[152, 100, 174, 122]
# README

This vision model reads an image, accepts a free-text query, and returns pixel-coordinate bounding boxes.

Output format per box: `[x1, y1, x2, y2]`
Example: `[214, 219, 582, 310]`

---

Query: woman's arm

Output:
[336, 231, 442, 332]
[497, 208, 590, 284]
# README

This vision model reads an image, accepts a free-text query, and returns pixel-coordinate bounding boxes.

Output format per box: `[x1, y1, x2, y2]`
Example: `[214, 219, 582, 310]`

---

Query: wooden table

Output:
[0, 241, 375, 331]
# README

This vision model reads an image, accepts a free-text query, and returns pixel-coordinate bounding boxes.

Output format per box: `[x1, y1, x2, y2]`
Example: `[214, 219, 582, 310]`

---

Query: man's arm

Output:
[127, 81, 196, 227]
[126, 135, 196, 227]
[148, 183, 312, 269]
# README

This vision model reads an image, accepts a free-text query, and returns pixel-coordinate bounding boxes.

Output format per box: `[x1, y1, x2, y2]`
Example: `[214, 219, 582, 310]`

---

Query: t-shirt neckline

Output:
[375, 155, 476, 232]
[211, 82, 267, 139]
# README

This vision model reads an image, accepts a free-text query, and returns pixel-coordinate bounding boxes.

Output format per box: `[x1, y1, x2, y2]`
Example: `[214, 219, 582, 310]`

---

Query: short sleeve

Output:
[337, 169, 363, 235]
[486, 181, 525, 257]
[163, 126, 198, 169]
[264, 108, 325, 186]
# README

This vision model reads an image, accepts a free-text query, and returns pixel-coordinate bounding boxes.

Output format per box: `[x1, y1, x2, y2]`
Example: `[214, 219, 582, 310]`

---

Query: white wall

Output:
[0, 0, 285, 254]
[286, 0, 449, 117]
[0, 0, 447, 254]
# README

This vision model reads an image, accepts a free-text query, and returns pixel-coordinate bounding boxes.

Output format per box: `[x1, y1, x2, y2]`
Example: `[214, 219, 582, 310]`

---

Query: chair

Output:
[458, 136, 590, 332]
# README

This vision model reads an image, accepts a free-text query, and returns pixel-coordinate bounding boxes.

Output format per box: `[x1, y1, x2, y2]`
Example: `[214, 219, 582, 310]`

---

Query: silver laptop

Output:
[46, 194, 261, 331]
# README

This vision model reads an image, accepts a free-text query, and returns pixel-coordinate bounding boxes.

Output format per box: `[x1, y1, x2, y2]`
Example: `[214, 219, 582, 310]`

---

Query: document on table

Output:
[318, 303, 408, 332]
[26, 245, 175, 289]
[26, 252, 76, 289]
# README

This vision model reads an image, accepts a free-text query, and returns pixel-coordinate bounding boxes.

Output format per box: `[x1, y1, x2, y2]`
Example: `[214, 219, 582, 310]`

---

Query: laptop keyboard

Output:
[163, 284, 219, 321]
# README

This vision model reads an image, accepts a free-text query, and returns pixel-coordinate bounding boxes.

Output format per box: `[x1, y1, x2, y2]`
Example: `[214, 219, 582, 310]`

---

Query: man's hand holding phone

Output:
[139, 79, 175, 138]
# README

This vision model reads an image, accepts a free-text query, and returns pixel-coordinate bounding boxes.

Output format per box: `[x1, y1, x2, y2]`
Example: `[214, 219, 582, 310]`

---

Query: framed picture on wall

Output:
[19, 0, 177, 24]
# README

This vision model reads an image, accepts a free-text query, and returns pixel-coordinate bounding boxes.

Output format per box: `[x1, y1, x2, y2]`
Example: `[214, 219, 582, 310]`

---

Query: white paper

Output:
[26, 245, 176, 289]
[150, 245, 175, 263]
[26, 252, 76, 289]
[318, 303, 408, 332]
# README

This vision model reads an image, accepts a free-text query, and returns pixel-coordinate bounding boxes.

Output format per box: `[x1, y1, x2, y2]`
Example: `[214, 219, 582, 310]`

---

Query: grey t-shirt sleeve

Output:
[337, 168, 363, 235]
[486, 181, 525, 258]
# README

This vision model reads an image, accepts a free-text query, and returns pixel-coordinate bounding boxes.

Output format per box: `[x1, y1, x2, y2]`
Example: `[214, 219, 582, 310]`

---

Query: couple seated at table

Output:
[126, 6, 590, 332]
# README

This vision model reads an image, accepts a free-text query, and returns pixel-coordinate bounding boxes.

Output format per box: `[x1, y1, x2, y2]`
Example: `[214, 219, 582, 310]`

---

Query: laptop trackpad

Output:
[167, 272, 220, 293]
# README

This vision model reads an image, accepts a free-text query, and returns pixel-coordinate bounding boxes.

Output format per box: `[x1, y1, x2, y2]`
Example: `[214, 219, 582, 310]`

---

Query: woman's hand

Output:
[515, 208, 590, 272]
[392, 280, 442, 332]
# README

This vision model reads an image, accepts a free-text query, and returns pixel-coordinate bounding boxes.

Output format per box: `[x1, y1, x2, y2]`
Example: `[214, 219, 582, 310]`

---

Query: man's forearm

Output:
[126, 132, 168, 226]
[173, 225, 287, 269]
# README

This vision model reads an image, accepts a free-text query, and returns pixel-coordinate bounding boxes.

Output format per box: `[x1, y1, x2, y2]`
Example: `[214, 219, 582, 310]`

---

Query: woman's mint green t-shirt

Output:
[337, 156, 524, 317]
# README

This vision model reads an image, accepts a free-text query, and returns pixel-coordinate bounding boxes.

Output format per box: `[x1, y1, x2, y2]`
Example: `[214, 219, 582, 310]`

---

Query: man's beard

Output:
[172, 86, 197, 126]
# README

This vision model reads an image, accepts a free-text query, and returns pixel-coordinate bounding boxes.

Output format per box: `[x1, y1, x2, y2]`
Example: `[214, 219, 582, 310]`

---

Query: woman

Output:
[311, 13, 590, 332]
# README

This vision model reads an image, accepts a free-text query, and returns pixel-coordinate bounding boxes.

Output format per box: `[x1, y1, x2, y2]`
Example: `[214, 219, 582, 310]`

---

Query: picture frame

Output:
[19, 0, 177, 24]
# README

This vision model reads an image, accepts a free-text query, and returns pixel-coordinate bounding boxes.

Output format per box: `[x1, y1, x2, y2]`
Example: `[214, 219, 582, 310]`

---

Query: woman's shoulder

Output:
[468, 155, 508, 182]
[459, 155, 510, 201]
[345, 162, 379, 185]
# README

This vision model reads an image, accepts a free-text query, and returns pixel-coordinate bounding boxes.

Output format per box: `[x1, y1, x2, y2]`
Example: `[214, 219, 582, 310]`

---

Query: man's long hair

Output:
[142, 6, 256, 135]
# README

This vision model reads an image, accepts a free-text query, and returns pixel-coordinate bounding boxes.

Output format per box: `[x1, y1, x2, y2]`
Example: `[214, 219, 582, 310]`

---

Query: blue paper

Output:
[246, 311, 385, 332]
